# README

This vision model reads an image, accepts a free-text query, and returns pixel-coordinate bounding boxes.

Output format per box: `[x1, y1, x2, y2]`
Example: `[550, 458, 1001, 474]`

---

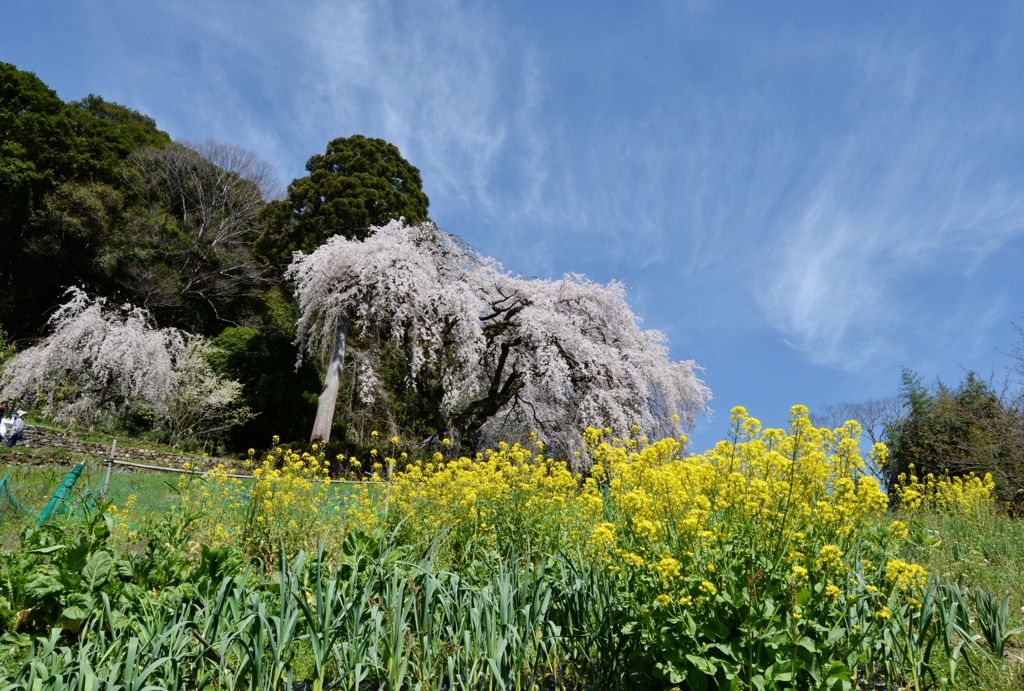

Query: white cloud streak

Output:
[301, 0, 544, 221]
[16, 0, 1024, 379]
[758, 40, 1024, 369]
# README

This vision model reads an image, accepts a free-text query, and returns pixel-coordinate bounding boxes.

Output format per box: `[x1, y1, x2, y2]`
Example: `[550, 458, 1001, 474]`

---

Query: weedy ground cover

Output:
[0, 465, 177, 547]
[1, 406, 1022, 690]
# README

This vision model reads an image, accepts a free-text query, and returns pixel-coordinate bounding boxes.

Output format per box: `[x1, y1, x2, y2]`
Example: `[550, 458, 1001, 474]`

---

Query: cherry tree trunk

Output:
[310, 314, 349, 445]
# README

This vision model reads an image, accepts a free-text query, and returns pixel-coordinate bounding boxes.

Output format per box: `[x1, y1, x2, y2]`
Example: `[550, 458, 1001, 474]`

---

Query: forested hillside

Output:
[0, 63, 712, 459]
[0, 63, 427, 453]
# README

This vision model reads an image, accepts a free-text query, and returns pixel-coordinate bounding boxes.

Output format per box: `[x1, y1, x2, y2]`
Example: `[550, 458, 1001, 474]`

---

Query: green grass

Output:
[902, 509, 1024, 630]
[0, 462, 180, 546]
[896, 509, 1024, 689]
[1, 459, 371, 549]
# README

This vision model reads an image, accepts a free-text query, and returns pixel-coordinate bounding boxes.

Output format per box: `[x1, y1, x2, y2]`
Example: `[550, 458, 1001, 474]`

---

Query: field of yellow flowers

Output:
[2, 406, 1022, 690]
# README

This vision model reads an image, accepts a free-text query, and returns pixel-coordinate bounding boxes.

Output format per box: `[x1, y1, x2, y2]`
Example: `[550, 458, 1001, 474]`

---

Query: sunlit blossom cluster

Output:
[374, 439, 605, 557]
[577, 406, 918, 627]
[163, 406, 929, 635]
[176, 445, 347, 565]
[893, 466, 996, 514]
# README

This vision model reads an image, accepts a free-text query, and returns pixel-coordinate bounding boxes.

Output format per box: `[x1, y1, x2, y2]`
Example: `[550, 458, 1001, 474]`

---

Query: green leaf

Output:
[24, 574, 63, 602]
[706, 642, 739, 661]
[655, 662, 687, 684]
[826, 627, 847, 646]
[82, 551, 113, 591]
[683, 611, 698, 638]
[826, 661, 852, 680]
[28, 545, 65, 555]
[61, 537, 89, 573]
[686, 654, 718, 675]
[59, 605, 89, 623]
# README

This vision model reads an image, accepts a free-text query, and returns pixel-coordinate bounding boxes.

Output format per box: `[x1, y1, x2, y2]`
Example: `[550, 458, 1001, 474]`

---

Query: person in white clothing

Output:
[6, 410, 25, 447]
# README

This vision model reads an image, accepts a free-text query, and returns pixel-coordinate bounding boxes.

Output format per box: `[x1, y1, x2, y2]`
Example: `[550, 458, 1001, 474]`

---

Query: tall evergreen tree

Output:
[884, 368, 1024, 504]
[254, 135, 429, 269]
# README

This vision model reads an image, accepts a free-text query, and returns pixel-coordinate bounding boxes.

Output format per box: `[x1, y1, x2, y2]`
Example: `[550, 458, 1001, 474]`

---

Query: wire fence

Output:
[74, 439, 372, 505]
[106, 457, 365, 484]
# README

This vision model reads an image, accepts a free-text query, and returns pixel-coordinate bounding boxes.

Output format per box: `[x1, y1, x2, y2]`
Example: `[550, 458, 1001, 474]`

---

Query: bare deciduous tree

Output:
[812, 397, 906, 481]
[115, 141, 273, 331]
[812, 397, 906, 446]
[183, 139, 284, 202]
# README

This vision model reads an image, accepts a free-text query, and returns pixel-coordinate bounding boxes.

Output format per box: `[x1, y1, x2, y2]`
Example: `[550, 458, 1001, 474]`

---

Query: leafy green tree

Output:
[884, 369, 1024, 505]
[254, 135, 429, 269]
[0, 63, 170, 337]
[208, 326, 321, 450]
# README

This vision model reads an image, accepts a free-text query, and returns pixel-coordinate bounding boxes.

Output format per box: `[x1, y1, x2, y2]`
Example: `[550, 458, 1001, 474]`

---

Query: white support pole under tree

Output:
[310, 314, 350, 445]
[100, 439, 116, 498]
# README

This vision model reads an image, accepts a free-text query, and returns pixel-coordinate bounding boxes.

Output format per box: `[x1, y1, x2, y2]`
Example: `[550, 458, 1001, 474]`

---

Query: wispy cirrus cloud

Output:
[8, 0, 1024, 385]
[756, 37, 1024, 369]
[300, 0, 548, 231]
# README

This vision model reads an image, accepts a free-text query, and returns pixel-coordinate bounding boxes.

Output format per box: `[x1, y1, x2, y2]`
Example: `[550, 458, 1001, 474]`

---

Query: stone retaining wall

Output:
[9, 425, 229, 470]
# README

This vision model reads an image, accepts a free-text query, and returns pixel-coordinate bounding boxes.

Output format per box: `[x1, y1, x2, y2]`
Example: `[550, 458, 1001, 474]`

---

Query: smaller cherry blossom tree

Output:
[0, 288, 249, 447]
[162, 338, 253, 448]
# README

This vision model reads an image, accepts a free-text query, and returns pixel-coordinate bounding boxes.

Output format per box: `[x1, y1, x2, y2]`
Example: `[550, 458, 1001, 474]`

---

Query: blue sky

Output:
[5, 0, 1024, 448]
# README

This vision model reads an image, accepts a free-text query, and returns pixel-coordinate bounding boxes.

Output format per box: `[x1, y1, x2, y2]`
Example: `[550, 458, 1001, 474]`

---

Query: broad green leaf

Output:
[82, 551, 113, 591]
[825, 661, 852, 680]
[60, 592, 94, 623]
[686, 654, 718, 675]
[24, 574, 63, 602]
[61, 537, 89, 573]
[826, 627, 847, 646]
[28, 545, 65, 555]
[59, 605, 89, 623]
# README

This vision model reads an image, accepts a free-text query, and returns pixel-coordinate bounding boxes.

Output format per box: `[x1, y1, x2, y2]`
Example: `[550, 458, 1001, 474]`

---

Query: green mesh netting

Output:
[0, 472, 29, 518]
[0, 464, 86, 525]
[37, 463, 84, 524]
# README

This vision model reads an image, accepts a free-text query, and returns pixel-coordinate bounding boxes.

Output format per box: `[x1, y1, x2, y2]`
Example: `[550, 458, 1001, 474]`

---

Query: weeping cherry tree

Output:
[0, 288, 249, 447]
[289, 221, 711, 458]
[289, 222, 483, 445]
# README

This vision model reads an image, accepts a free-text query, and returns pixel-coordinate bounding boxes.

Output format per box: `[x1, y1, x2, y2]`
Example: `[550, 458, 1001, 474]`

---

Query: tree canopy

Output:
[288, 221, 710, 458]
[882, 369, 1024, 505]
[0, 63, 714, 460]
[255, 135, 429, 268]
[0, 62, 171, 336]
[0, 288, 248, 447]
